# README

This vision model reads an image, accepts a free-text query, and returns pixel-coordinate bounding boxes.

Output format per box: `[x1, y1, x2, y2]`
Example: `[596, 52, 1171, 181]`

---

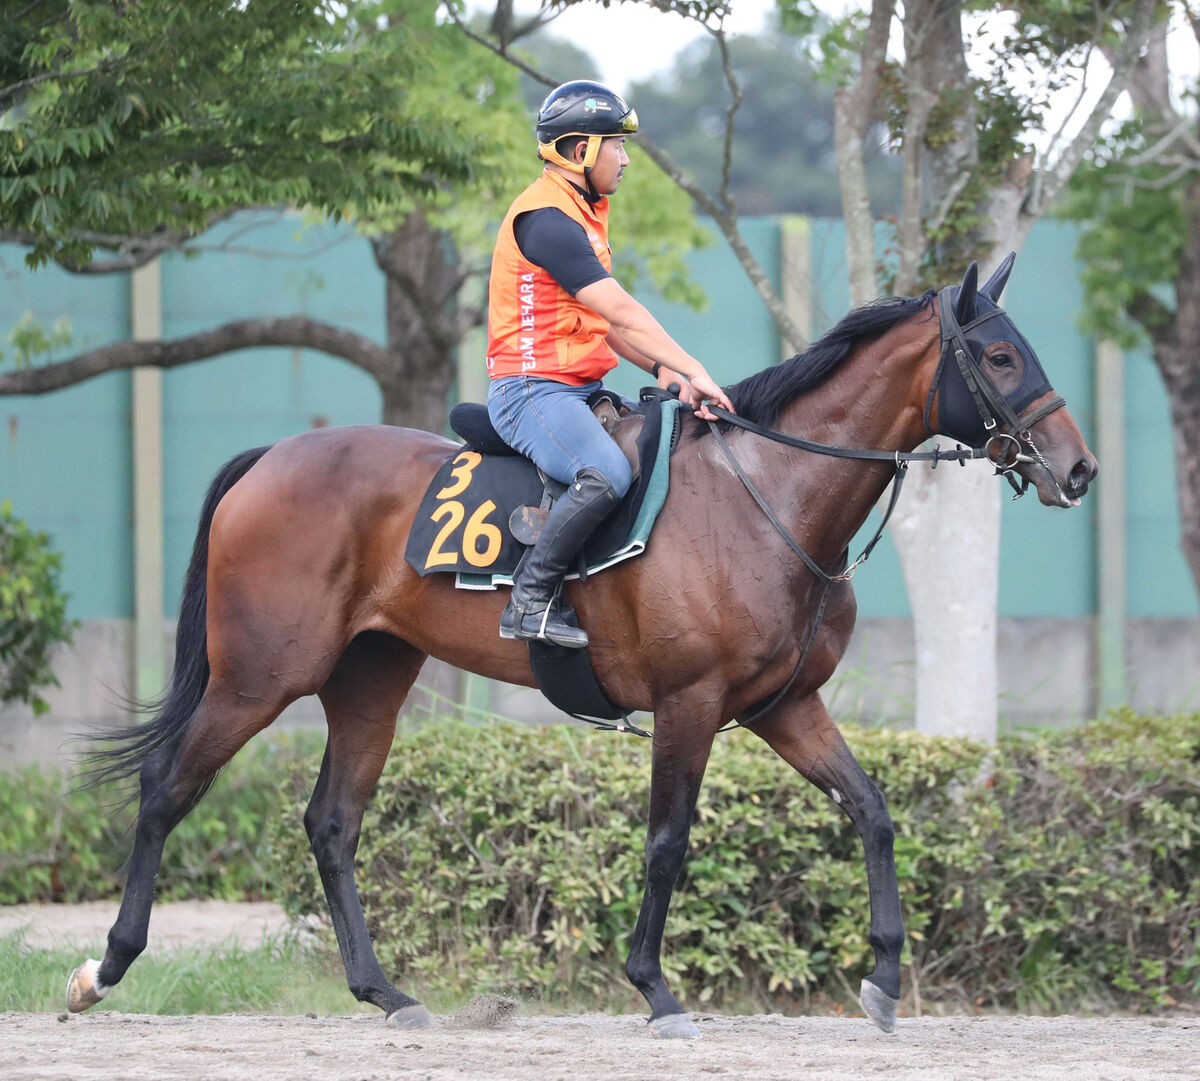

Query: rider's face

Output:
[587, 136, 629, 196]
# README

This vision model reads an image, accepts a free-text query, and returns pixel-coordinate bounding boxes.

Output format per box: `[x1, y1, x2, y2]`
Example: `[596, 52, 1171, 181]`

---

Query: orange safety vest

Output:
[486, 171, 618, 384]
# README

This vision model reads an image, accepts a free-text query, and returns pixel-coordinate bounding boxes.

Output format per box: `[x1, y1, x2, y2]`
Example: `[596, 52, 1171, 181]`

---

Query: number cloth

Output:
[403, 398, 683, 585]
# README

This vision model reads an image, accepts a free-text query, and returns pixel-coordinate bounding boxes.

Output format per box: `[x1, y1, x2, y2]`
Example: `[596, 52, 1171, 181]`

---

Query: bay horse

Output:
[67, 257, 1096, 1036]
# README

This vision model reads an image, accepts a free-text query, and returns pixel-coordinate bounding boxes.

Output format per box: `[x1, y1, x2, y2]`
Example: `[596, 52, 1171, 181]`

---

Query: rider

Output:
[487, 78, 735, 649]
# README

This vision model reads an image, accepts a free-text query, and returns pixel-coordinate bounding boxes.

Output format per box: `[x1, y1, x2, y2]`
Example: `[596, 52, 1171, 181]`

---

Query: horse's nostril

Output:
[1070, 457, 1096, 484]
[1065, 457, 1096, 498]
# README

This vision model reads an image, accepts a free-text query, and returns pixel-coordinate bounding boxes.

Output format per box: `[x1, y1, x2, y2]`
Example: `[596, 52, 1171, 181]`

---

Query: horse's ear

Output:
[981, 252, 1016, 303]
[954, 261, 978, 324]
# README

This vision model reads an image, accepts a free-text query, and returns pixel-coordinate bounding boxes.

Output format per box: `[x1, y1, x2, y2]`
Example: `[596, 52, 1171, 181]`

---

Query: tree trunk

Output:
[372, 210, 470, 433]
[882, 0, 1002, 742]
[1160, 179, 1200, 594]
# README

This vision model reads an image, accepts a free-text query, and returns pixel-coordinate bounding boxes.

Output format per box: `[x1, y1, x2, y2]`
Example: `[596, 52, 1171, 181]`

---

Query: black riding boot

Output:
[499, 466, 620, 649]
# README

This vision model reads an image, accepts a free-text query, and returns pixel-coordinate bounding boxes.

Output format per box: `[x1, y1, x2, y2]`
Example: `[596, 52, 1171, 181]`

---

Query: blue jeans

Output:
[488, 376, 633, 497]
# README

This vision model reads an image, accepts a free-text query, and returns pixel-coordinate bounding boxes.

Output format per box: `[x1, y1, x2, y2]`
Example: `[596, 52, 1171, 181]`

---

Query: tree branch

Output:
[1128, 288, 1179, 346]
[0, 317, 394, 396]
[0, 215, 238, 274]
[0, 58, 127, 109]
[834, 0, 895, 305]
[706, 14, 743, 216]
[1027, 0, 1157, 218]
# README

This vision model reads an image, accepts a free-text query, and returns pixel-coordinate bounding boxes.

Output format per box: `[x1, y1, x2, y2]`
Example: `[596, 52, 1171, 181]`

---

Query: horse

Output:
[66, 256, 1096, 1037]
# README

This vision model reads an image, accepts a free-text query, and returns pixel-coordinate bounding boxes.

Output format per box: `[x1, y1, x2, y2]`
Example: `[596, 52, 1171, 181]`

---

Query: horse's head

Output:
[928, 254, 1098, 507]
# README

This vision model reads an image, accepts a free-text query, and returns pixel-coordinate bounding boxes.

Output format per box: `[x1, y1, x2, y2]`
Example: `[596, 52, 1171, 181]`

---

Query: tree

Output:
[0, 0, 706, 432]
[1, 0, 483, 270]
[1059, 15, 1200, 598]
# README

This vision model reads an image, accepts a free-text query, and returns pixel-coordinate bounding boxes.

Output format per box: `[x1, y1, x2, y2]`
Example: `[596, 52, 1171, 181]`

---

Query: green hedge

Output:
[4, 713, 1197, 1013]
[0, 736, 318, 904]
[265, 710, 1200, 1012]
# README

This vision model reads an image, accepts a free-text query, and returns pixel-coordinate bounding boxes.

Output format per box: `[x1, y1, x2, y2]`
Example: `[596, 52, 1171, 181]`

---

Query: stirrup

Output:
[499, 599, 588, 649]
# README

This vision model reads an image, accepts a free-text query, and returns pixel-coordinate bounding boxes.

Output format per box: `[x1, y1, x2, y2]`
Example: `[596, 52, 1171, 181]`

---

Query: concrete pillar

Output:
[779, 215, 812, 356]
[131, 261, 165, 703]
[1095, 339, 1127, 710]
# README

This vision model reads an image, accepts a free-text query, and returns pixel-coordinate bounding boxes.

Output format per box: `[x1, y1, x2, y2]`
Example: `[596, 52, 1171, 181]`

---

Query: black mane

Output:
[709, 290, 938, 432]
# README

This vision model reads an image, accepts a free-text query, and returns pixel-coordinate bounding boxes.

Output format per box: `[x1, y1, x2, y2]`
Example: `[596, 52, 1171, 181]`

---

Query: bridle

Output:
[930, 292, 1066, 499]
[704, 287, 1070, 730]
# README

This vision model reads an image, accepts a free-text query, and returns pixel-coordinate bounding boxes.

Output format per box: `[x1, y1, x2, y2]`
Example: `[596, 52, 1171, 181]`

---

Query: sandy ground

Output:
[2, 903, 1198, 1081]
[3, 1011, 1198, 1081]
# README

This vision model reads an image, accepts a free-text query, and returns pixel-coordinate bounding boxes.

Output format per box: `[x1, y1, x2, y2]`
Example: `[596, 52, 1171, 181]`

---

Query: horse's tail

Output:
[81, 445, 273, 792]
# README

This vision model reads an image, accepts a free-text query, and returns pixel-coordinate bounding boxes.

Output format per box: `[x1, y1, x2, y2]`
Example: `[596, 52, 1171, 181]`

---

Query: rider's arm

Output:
[576, 277, 734, 417]
[515, 209, 733, 417]
[604, 327, 705, 408]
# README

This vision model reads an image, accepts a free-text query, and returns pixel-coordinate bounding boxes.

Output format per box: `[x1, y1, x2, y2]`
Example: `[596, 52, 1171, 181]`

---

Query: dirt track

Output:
[3, 1009, 1198, 1081]
[2, 903, 1198, 1080]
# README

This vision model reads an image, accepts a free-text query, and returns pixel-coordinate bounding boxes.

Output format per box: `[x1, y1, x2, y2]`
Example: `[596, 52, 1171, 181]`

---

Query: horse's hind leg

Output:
[67, 683, 292, 1011]
[307, 631, 430, 1027]
[749, 692, 905, 1033]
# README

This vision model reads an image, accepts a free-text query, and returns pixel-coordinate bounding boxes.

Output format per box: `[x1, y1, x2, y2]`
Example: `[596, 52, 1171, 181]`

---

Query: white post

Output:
[131, 261, 165, 703]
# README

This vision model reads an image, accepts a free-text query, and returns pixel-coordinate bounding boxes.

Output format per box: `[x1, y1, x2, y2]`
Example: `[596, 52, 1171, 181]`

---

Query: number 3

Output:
[437, 451, 482, 499]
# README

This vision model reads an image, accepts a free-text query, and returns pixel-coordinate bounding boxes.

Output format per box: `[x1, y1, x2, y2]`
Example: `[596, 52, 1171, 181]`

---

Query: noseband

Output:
[928, 293, 1066, 498]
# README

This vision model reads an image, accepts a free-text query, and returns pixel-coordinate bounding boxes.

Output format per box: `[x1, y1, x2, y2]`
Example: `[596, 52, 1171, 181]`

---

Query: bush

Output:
[265, 711, 1200, 1012]
[0, 735, 319, 904]
[0, 500, 76, 714]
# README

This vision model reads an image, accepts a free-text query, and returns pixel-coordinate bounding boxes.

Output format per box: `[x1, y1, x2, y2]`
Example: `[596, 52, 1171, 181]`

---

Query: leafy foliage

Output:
[0, 500, 75, 714]
[1058, 119, 1185, 347]
[0, 0, 500, 268]
[4, 715, 1197, 1012]
[1, 311, 73, 369]
[265, 712, 1200, 1012]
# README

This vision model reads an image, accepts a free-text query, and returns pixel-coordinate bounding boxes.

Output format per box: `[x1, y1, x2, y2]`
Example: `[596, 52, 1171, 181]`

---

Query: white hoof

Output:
[385, 1004, 435, 1029]
[859, 978, 898, 1033]
[649, 1013, 700, 1039]
[66, 959, 109, 1014]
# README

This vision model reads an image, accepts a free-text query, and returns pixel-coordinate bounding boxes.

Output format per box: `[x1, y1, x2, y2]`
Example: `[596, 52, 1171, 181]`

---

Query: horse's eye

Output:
[989, 352, 1014, 368]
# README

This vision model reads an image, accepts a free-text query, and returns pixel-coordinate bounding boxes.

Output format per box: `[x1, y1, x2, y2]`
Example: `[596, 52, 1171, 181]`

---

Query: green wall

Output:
[1, 211, 1195, 622]
[0, 256, 133, 619]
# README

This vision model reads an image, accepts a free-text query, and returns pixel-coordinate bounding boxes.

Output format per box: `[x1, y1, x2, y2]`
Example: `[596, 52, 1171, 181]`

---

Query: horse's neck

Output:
[748, 325, 939, 566]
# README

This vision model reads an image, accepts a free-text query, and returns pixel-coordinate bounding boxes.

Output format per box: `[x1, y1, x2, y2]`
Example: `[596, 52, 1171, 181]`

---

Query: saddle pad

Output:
[404, 399, 683, 587]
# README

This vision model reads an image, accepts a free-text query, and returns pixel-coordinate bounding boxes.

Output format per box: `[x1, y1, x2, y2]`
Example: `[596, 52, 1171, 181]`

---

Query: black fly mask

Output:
[924, 254, 1064, 453]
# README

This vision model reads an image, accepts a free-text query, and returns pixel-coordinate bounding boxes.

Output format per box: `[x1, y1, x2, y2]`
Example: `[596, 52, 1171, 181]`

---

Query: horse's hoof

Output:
[649, 1012, 700, 1039]
[66, 959, 109, 1013]
[859, 978, 898, 1033]
[386, 1004, 435, 1029]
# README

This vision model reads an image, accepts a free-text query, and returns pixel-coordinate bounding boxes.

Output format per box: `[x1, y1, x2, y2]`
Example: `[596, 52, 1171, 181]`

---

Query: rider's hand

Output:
[687, 371, 735, 422]
[657, 365, 695, 405]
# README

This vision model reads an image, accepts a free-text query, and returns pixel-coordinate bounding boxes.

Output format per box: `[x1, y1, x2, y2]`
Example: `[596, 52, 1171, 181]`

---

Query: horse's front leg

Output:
[624, 713, 716, 1039]
[749, 691, 904, 1033]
